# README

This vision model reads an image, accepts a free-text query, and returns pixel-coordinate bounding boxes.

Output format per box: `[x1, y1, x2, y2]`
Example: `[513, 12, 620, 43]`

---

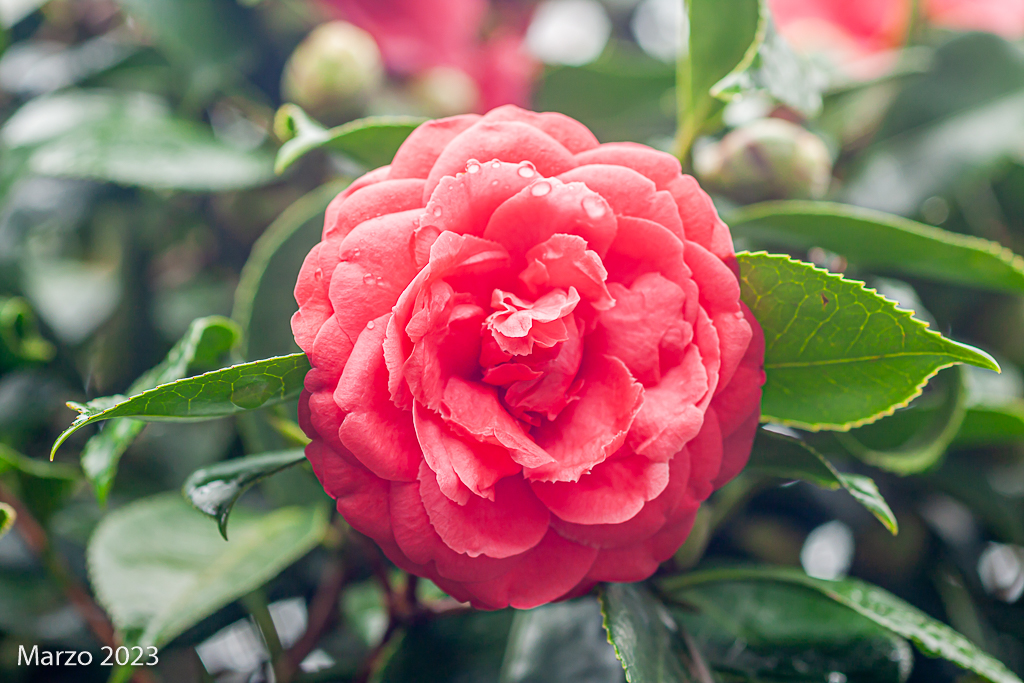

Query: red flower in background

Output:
[771, 0, 1024, 71]
[319, 0, 538, 111]
[292, 107, 765, 609]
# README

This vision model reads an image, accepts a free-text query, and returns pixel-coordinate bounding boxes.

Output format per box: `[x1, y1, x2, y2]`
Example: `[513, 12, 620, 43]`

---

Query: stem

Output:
[0, 481, 156, 683]
[279, 554, 347, 682]
[681, 626, 715, 683]
[243, 589, 286, 678]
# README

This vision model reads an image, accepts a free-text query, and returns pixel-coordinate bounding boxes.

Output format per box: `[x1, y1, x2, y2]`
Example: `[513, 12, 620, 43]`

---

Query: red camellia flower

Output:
[292, 106, 765, 609]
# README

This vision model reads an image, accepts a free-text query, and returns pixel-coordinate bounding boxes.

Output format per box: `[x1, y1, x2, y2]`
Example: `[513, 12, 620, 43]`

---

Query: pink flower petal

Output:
[483, 179, 617, 262]
[666, 174, 735, 260]
[426, 121, 577, 197]
[532, 452, 671, 525]
[390, 115, 481, 180]
[559, 164, 683, 237]
[413, 402, 522, 502]
[418, 461, 549, 558]
[482, 105, 600, 154]
[324, 178, 426, 240]
[574, 142, 683, 189]
[527, 354, 644, 482]
[627, 345, 709, 462]
[520, 233, 614, 310]
[421, 158, 538, 235]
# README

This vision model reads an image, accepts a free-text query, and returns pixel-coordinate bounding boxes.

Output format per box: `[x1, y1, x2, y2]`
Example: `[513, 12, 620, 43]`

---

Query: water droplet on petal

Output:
[491, 160, 502, 169]
[363, 273, 375, 285]
[352, 248, 361, 257]
[432, 206, 443, 217]
[491, 179, 499, 186]
[517, 164, 536, 178]
[376, 276, 384, 284]
[530, 181, 552, 197]
[366, 320, 375, 330]
[314, 268, 323, 280]
[581, 195, 607, 219]
[466, 162, 481, 174]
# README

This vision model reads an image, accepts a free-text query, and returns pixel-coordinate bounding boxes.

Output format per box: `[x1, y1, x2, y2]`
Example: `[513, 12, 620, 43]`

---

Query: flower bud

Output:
[694, 118, 833, 204]
[281, 21, 384, 122]
[408, 66, 481, 117]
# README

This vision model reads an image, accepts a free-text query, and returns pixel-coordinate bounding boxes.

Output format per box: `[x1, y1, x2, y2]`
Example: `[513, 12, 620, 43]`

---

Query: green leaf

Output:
[113, 0, 254, 71]
[711, 12, 826, 117]
[677, 0, 762, 157]
[956, 401, 1024, 446]
[378, 610, 515, 683]
[600, 583, 694, 683]
[0, 444, 79, 481]
[833, 366, 967, 475]
[80, 316, 240, 504]
[51, 353, 311, 458]
[738, 251, 998, 431]
[500, 598, 624, 683]
[729, 201, 1024, 294]
[670, 580, 913, 682]
[746, 429, 898, 533]
[183, 449, 307, 540]
[660, 567, 1022, 683]
[233, 180, 347, 359]
[275, 105, 423, 174]
[87, 494, 328, 648]
[28, 114, 276, 191]
[0, 297, 55, 368]
[0, 503, 14, 540]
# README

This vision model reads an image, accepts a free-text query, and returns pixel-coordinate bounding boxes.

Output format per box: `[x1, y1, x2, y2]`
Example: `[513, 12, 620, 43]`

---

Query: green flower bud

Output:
[694, 118, 833, 204]
[281, 21, 384, 123]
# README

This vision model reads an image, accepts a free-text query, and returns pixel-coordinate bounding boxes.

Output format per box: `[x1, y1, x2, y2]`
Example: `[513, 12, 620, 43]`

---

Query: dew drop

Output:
[530, 181, 552, 197]
[491, 179, 499, 186]
[431, 206, 443, 217]
[581, 195, 606, 219]
[314, 267, 323, 280]
[363, 273, 375, 285]
[366, 320, 375, 330]
[517, 164, 536, 178]
[466, 162, 481, 174]
[352, 248, 361, 257]
[491, 160, 502, 169]
[376, 276, 384, 284]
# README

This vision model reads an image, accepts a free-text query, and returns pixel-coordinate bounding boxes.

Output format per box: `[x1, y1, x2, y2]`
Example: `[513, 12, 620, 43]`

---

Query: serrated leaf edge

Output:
[740, 251, 999, 432]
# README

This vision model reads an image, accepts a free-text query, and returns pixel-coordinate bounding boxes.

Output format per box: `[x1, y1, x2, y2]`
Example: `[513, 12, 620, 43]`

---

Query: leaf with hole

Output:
[729, 201, 1024, 294]
[183, 449, 307, 539]
[52, 353, 311, 459]
[738, 251, 998, 431]
[747, 428, 898, 533]
[80, 316, 240, 504]
[275, 105, 423, 174]
[87, 494, 328, 648]
[660, 566, 1022, 683]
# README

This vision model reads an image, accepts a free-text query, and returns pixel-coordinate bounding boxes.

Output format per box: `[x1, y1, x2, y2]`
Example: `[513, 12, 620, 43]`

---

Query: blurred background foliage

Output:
[2, 0, 1024, 682]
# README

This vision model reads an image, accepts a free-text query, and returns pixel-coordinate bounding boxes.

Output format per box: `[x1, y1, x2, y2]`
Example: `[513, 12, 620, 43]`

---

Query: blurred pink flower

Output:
[926, 0, 1024, 39]
[319, 0, 539, 111]
[771, 0, 1024, 74]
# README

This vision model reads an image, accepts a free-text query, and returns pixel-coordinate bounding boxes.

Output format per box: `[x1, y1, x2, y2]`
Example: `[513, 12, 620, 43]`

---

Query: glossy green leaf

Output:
[729, 201, 1024, 294]
[677, 0, 761, 156]
[956, 401, 1024, 446]
[0, 503, 14, 540]
[712, 12, 825, 117]
[0, 297, 55, 368]
[233, 180, 347, 359]
[600, 583, 694, 683]
[183, 449, 307, 539]
[747, 429, 898, 533]
[379, 610, 515, 683]
[51, 353, 311, 458]
[660, 567, 1022, 683]
[80, 316, 240, 504]
[738, 251, 999, 431]
[671, 581, 913, 682]
[835, 366, 967, 475]
[29, 114, 276, 191]
[87, 494, 328, 648]
[500, 598, 624, 683]
[275, 105, 423, 174]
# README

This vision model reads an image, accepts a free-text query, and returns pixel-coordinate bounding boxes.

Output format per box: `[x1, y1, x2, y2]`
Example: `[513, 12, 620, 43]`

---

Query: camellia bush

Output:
[5, 0, 1024, 682]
